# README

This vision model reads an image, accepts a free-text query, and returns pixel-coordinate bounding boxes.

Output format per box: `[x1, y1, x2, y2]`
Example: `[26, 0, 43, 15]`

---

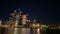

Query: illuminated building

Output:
[7, 9, 31, 34]
[0, 9, 60, 34]
[9, 9, 30, 28]
[30, 19, 41, 34]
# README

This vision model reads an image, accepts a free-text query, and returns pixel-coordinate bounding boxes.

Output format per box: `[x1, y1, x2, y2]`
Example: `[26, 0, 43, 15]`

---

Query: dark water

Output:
[0, 27, 60, 34]
[46, 29, 60, 34]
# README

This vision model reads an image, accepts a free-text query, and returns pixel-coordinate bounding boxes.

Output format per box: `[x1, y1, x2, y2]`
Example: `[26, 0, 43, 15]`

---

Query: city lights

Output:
[0, 9, 60, 34]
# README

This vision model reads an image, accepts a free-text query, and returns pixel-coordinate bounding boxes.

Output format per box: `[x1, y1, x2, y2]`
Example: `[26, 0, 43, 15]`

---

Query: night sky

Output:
[0, 0, 60, 24]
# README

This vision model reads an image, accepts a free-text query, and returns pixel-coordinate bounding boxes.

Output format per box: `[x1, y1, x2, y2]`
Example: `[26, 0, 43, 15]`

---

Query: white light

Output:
[37, 28, 40, 34]
[58, 26, 60, 28]
[14, 28, 18, 34]
[37, 28, 40, 31]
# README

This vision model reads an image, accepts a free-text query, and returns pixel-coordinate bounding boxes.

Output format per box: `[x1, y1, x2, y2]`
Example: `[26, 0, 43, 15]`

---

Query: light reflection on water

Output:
[0, 28, 42, 34]
[13, 28, 31, 34]
[1, 28, 60, 34]
[37, 28, 40, 34]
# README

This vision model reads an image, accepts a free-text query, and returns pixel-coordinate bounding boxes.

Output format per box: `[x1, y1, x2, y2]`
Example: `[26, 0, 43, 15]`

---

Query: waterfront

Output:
[0, 27, 45, 34]
[0, 10, 60, 34]
[0, 27, 60, 34]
